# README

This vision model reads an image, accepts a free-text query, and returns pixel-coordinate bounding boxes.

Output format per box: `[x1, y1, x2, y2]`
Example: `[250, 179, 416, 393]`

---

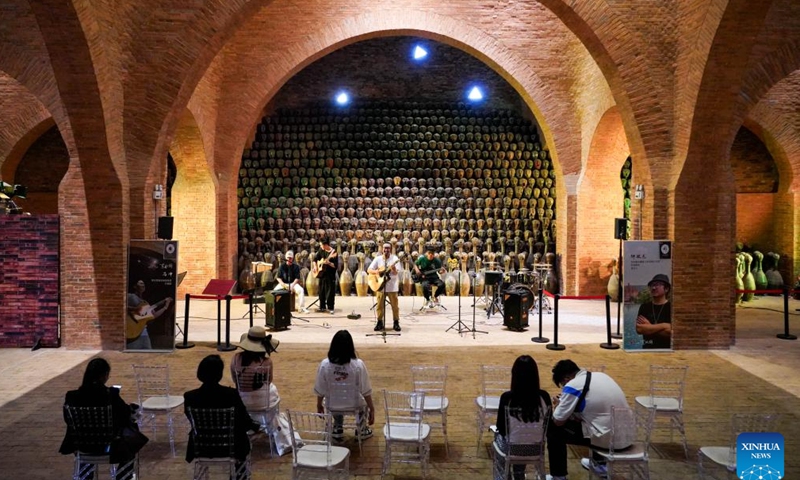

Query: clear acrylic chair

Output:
[634, 364, 689, 458]
[589, 405, 657, 480]
[186, 406, 251, 480]
[287, 410, 350, 480]
[233, 364, 278, 456]
[492, 404, 549, 480]
[64, 405, 139, 480]
[583, 365, 607, 373]
[322, 362, 368, 454]
[476, 365, 509, 455]
[132, 364, 184, 456]
[410, 365, 450, 456]
[382, 390, 432, 479]
[697, 413, 780, 479]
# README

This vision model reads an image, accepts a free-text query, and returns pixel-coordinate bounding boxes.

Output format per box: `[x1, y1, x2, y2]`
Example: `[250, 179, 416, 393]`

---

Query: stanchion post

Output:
[777, 286, 797, 340]
[531, 287, 549, 344]
[249, 292, 254, 328]
[176, 293, 195, 349]
[600, 294, 620, 350]
[217, 294, 237, 352]
[546, 294, 565, 351]
[216, 298, 222, 347]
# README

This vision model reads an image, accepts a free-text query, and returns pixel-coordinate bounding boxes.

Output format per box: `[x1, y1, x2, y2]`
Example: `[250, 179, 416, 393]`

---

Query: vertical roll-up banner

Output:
[623, 240, 673, 351]
[125, 240, 178, 352]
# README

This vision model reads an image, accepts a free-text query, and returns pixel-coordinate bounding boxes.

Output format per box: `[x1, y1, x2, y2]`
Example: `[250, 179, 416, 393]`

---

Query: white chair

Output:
[634, 364, 689, 458]
[476, 365, 509, 455]
[64, 405, 139, 480]
[186, 406, 251, 480]
[411, 365, 450, 456]
[492, 404, 549, 480]
[233, 364, 278, 456]
[322, 362, 368, 453]
[382, 390, 432, 478]
[287, 410, 350, 480]
[132, 364, 184, 456]
[697, 413, 780, 479]
[588, 405, 656, 480]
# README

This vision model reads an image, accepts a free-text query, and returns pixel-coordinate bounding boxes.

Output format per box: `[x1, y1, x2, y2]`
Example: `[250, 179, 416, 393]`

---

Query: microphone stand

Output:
[446, 271, 470, 333]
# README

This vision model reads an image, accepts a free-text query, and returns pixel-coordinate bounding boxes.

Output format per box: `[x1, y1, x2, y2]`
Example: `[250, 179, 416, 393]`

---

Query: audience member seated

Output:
[274, 250, 309, 313]
[313, 330, 375, 442]
[59, 358, 147, 476]
[493, 355, 551, 480]
[414, 246, 446, 308]
[547, 359, 631, 480]
[184, 355, 260, 467]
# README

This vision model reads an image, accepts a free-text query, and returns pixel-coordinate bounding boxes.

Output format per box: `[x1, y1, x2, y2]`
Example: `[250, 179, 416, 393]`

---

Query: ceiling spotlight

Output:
[335, 91, 350, 106]
[412, 45, 428, 60]
[467, 86, 484, 101]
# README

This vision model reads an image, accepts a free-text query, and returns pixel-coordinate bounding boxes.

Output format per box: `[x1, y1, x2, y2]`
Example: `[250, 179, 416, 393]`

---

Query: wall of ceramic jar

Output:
[237, 101, 557, 294]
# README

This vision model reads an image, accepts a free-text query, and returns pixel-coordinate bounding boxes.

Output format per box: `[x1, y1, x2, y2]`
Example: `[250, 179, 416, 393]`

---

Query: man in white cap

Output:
[367, 242, 402, 331]
[274, 250, 308, 314]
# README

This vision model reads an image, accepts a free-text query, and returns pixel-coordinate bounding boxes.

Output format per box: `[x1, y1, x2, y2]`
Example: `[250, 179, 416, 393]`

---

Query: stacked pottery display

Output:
[742, 253, 755, 302]
[473, 257, 485, 298]
[235, 102, 559, 289]
[354, 253, 369, 297]
[765, 252, 783, 290]
[400, 254, 414, 296]
[752, 251, 768, 291]
[305, 245, 319, 298]
[459, 253, 471, 296]
[607, 259, 620, 302]
[735, 254, 744, 304]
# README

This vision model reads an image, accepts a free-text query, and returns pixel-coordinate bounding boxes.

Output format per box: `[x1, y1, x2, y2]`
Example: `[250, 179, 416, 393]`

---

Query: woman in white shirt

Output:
[313, 330, 375, 441]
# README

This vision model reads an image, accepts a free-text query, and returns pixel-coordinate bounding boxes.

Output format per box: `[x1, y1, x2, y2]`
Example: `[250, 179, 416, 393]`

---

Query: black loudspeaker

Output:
[614, 218, 628, 240]
[157, 216, 174, 240]
[265, 290, 291, 330]
[503, 286, 533, 331]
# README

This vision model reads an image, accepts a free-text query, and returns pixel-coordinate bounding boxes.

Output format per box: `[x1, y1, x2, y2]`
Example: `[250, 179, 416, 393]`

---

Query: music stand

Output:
[177, 279, 240, 351]
[447, 271, 487, 337]
[484, 271, 504, 319]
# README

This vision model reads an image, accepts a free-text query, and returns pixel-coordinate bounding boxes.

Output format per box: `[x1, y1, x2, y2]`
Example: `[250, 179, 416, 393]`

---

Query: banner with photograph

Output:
[623, 240, 673, 351]
[125, 240, 178, 352]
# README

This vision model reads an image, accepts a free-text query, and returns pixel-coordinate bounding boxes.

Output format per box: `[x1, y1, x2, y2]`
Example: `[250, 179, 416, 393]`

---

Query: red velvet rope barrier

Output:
[556, 294, 607, 300]
[735, 289, 785, 295]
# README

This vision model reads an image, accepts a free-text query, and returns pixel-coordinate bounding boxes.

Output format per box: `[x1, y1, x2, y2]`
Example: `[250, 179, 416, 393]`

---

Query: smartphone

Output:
[112, 384, 122, 391]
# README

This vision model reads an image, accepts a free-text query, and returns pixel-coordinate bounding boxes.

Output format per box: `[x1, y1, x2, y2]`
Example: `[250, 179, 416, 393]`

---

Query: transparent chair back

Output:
[234, 364, 277, 455]
[697, 413, 780, 479]
[186, 406, 250, 480]
[492, 403, 548, 480]
[635, 364, 689, 458]
[287, 410, 350, 480]
[132, 364, 184, 456]
[323, 362, 367, 452]
[64, 405, 138, 480]
[476, 365, 509, 455]
[382, 390, 431, 478]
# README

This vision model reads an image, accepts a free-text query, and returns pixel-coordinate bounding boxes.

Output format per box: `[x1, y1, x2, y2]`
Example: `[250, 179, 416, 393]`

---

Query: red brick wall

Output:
[736, 194, 775, 251]
[731, 127, 778, 193]
[0, 215, 59, 348]
[13, 126, 69, 215]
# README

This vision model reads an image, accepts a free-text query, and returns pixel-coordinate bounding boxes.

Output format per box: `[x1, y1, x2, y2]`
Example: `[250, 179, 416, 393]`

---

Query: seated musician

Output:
[273, 250, 308, 314]
[413, 246, 445, 309]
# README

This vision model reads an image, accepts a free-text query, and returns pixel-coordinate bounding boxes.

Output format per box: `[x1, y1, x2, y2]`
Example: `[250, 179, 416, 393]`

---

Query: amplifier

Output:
[503, 286, 534, 331]
[265, 290, 291, 330]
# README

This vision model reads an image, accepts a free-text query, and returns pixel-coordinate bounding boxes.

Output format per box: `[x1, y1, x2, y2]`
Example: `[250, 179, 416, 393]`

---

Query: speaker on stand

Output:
[612, 218, 628, 339]
[157, 216, 174, 240]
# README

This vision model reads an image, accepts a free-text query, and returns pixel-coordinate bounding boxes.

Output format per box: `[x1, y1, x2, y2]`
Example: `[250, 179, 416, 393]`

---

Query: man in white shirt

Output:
[367, 243, 402, 331]
[547, 359, 631, 480]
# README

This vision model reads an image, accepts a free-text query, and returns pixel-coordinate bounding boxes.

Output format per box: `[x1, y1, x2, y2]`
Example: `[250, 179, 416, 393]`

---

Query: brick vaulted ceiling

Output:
[0, 0, 798, 348]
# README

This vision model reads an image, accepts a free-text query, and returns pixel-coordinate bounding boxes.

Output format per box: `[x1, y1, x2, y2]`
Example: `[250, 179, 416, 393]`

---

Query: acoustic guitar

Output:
[126, 298, 172, 340]
[311, 249, 337, 279]
[367, 258, 400, 293]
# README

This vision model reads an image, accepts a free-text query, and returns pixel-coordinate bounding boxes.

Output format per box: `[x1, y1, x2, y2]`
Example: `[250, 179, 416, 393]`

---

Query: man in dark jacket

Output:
[184, 354, 260, 465]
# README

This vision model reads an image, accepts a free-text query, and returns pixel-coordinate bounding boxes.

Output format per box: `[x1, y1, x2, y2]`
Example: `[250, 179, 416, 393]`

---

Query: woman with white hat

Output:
[230, 326, 281, 421]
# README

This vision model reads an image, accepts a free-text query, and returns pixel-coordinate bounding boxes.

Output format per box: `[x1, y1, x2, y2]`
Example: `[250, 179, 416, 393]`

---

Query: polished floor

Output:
[1, 294, 798, 479]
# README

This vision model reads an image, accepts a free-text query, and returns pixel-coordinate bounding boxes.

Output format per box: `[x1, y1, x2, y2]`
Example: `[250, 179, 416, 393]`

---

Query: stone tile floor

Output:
[1, 295, 798, 479]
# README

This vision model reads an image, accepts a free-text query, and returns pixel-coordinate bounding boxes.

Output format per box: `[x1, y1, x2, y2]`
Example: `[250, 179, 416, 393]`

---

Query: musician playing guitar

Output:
[413, 246, 446, 309]
[312, 236, 338, 314]
[126, 280, 173, 349]
[367, 242, 403, 331]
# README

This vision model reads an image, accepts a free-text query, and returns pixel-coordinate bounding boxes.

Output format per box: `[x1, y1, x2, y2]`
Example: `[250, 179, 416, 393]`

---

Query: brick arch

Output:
[208, 9, 598, 277]
[169, 109, 218, 297]
[575, 107, 631, 295]
[741, 119, 792, 195]
[674, 0, 799, 348]
[0, 71, 54, 178]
